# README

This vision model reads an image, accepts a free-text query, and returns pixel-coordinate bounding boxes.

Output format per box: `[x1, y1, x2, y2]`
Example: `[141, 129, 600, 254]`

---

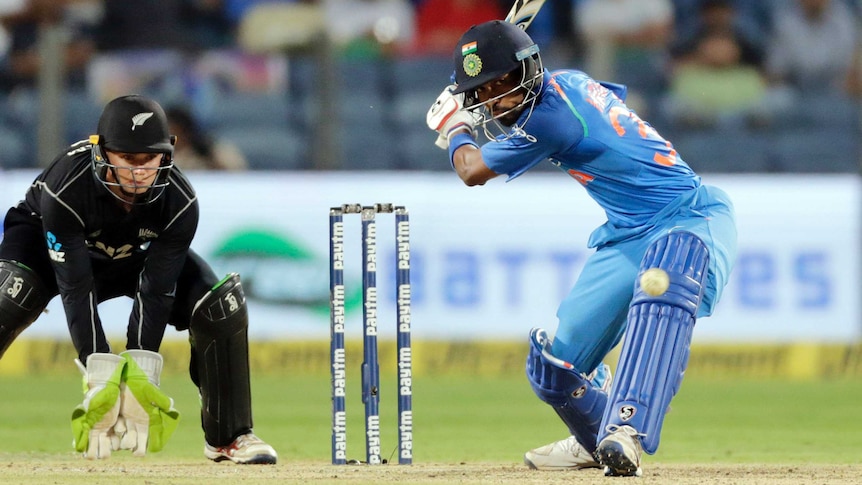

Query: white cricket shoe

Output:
[524, 435, 599, 470]
[596, 425, 643, 477]
[204, 432, 277, 464]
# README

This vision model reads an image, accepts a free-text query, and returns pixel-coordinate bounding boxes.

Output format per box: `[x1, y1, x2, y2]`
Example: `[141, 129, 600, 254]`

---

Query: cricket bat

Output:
[505, 0, 548, 30]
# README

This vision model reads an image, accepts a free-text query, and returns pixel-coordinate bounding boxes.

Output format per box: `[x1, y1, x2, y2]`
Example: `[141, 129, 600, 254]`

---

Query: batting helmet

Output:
[451, 20, 542, 107]
[451, 20, 544, 141]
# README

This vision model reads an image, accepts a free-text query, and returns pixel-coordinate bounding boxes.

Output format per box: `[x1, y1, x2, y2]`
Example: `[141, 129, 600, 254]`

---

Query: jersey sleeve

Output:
[481, 133, 552, 181]
[39, 186, 108, 353]
[481, 82, 587, 181]
[126, 195, 199, 349]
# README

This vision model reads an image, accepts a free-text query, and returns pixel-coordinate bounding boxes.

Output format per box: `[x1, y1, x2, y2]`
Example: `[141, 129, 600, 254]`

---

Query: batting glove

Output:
[427, 84, 476, 149]
[113, 350, 180, 455]
[71, 353, 126, 459]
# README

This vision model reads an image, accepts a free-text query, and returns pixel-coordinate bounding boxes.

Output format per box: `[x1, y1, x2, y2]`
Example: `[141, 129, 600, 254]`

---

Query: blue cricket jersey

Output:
[481, 70, 704, 247]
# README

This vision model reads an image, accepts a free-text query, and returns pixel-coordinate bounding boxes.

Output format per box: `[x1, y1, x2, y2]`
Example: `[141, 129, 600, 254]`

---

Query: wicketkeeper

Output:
[0, 94, 277, 464]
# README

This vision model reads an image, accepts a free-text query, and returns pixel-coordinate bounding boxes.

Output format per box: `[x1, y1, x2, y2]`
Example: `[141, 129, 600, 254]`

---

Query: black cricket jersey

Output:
[13, 138, 199, 353]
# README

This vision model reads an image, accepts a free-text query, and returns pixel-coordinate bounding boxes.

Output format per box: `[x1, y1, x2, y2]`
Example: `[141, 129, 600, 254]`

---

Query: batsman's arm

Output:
[449, 132, 498, 186]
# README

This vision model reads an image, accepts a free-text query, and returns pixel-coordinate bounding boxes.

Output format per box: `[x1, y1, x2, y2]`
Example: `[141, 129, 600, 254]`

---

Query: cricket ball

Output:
[640, 268, 670, 296]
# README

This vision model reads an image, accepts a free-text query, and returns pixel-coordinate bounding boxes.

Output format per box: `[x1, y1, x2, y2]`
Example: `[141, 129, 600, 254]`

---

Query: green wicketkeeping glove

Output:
[71, 353, 126, 459]
[115, 350, 180, 454]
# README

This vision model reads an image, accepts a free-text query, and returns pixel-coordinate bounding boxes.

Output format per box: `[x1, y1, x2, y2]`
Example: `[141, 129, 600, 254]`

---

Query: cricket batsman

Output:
[427, 20, 738, 476]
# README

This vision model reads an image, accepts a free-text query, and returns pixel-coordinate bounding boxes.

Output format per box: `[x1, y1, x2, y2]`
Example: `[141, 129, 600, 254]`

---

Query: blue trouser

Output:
[551, 185, 737, 374]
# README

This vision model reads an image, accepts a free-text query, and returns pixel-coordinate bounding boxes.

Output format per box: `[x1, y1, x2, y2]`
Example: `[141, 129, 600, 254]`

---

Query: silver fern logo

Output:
[131, 112, 154, 130]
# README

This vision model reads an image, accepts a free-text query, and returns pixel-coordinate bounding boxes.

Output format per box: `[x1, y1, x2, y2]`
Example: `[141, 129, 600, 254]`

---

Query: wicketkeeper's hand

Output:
[71, 353, 126, 459]
[112, 350, 180, 456]
[427, 85, 476, 149]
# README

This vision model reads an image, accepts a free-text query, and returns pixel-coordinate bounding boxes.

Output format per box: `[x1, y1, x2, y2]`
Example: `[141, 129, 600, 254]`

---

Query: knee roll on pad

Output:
[0, 260, 50, 358]
[526, 328, 607, 453]
[600, 232, 709, 454]
[189, 273, 253, 446]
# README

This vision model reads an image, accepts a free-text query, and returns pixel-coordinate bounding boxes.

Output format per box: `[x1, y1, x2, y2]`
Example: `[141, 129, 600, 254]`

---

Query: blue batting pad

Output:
[527, 328, 608, 452]
[599, 231, 709, 454]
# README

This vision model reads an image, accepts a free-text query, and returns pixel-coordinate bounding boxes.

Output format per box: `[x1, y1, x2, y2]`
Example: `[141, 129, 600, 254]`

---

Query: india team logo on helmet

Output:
[451, 20, 544, 142]
[463, 54, 482, 77]
[461, 41, 483, 77]
[451, 21, 541, 102]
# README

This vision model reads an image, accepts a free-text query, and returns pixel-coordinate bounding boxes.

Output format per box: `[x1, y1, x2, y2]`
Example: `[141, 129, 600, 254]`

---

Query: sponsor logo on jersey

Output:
[46, 231, 66, 263]
[138, 228, 159, 239]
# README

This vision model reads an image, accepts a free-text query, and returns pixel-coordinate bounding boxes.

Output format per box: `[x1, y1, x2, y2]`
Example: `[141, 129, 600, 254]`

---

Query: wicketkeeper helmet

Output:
[90, 94, 176, 204]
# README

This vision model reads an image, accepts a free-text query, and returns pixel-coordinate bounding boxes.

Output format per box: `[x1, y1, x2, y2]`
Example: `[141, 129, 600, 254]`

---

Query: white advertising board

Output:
[1, 170, 858, 343]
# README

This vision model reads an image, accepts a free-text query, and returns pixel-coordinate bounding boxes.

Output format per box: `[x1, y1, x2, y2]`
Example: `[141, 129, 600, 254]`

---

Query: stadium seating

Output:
[670, 127, 774, 173]
[214, 126, 308, 170]
[0, 51, 858, 174]
[0, 125, 29, 169]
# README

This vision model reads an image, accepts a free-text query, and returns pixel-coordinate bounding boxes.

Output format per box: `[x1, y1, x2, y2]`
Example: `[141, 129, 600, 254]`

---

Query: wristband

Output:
[448, 132, 478, 170]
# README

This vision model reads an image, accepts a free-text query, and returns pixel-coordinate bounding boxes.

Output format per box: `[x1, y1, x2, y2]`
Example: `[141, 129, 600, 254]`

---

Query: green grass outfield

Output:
[0, 370, 859, 466]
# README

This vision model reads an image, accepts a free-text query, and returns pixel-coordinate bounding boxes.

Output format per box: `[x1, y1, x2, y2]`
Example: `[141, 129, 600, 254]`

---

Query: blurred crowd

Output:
[0, 0, 860, 173]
